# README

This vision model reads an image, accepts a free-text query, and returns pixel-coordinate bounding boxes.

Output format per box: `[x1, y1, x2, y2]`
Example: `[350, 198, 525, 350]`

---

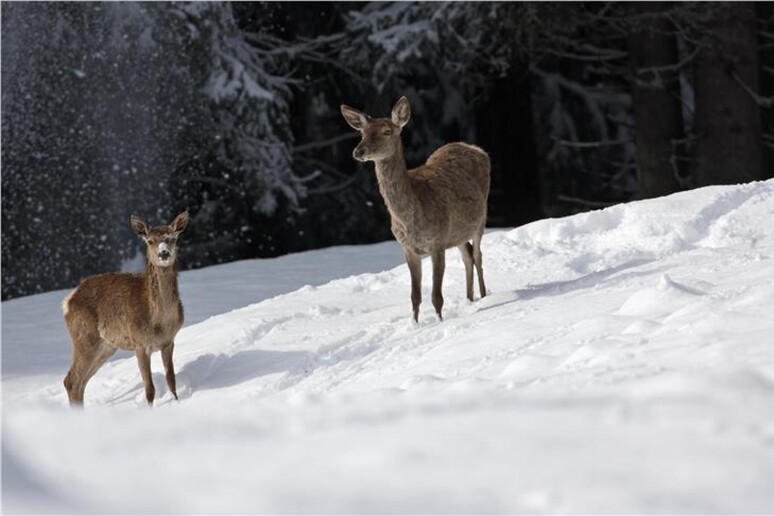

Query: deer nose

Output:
[158, 243, 172, 260]
[353, 147, 365, 160]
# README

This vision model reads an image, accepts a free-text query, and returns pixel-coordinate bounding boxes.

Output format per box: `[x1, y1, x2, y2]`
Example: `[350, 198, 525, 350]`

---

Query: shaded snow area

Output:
[3, 182, 774, 514]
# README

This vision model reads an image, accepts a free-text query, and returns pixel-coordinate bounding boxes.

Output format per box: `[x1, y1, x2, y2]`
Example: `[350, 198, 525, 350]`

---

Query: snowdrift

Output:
[3, 181, 773, 513]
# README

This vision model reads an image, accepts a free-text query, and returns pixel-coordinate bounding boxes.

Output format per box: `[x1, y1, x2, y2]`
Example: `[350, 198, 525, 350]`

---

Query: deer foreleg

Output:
[161, 342, 178, 400]
[473, 225, 486, 298]
[458, 242, 474, 302]
[135, 348, 155, 406]
[431, 249, 446, 320]
[404, 248, 422, 322]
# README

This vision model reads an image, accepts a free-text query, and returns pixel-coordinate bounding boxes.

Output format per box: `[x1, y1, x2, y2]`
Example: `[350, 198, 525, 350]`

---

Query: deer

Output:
[62, 211, 189, 406]
[341, 96, 490, 322]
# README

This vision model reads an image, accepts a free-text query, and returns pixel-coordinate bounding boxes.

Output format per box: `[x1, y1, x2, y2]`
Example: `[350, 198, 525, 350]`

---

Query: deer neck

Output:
[145, 261, 179, 317]
[374, 145, 416, 222]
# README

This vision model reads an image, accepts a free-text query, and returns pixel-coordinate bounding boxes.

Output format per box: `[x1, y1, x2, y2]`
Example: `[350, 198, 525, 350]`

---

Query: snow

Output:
[3, 181, 774, 514]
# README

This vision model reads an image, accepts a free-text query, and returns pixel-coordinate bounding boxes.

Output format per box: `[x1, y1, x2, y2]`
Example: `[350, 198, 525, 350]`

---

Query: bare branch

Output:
[543, 47, 627, 63]
[293, 133, 359, 153]
[758, 30, 774, 42]
[732, 71, 774, 107]
[634, 44, 702, 76]
[671, 134, 698, 145]
[295, 156, 350, 180]
[294, 170, 322, 184]
[556, 195, 618, 208]
[553, 137, 632, 148]
[669, 137, 695, 188]
[307, 175, 359, 196]
[584, 2, 616, 24]
[183, 176, 241, 194]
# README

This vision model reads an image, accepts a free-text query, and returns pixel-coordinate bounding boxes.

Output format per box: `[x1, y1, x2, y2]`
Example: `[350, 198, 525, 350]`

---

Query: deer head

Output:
[131, 211, 189, 268]
[341, 96, 411, 162]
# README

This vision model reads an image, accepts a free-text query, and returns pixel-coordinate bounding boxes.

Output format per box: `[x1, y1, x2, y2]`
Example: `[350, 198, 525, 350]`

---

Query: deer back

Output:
[406, 142, 490, 249]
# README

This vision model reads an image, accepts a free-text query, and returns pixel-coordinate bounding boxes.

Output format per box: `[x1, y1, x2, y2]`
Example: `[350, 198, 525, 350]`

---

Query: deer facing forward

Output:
[341, 97, 490, 321]
[62, 211, 189, 406]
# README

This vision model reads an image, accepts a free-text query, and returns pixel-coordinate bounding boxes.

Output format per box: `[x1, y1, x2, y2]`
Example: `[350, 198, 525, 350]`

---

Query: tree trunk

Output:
[627, 2, 685, 198]
[694, 2, 763, 185]
[477, 64, 543, 227]
[757, 2, 774, 179]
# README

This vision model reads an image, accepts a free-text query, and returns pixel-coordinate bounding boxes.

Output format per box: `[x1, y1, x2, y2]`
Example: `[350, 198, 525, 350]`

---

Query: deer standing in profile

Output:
[341, 97, 490, 321]
[62, 211, 189, 406]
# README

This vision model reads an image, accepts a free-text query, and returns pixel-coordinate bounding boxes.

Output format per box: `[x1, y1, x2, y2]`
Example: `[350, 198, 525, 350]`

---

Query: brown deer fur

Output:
[341, 96, 490, 321]
[62, 211, 189, 406]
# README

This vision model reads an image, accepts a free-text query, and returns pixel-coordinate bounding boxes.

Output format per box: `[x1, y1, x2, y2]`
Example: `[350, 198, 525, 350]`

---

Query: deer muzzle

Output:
[158, 242, 172, 262]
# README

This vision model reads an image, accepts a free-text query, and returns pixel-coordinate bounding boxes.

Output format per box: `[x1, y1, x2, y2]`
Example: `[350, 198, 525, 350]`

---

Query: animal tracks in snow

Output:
[10, 184, 774, 452]
[4, 182, 774, 514]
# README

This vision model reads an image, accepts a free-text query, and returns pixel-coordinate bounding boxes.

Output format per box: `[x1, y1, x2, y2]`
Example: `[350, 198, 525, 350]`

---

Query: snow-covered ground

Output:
[3, 181, 773, 514]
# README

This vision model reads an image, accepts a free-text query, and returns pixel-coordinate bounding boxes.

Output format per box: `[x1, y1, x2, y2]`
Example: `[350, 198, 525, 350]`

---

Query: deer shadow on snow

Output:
[176, 348, 310, 395]
[478, 258, 668, 313]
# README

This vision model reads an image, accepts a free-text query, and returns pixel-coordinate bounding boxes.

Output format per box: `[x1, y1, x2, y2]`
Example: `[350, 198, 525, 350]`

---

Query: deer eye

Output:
[383, 128, 392, 136]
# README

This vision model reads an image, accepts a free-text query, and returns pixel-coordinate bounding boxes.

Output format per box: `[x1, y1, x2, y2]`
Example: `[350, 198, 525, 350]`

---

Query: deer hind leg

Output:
[64, 308, 113, 406]
[473, 225, 486, 299]
[64, 339, 115, 406]
[458, 242, 475, 302]
[82, 342, 116, 401]
[64, 314, 93, 406]
[404, 248, 422, 322]
[135, 347, 155, 406]
[64, 349, 92, 406]
[161, 342, 178, 400]
[431, 249, 446, 320]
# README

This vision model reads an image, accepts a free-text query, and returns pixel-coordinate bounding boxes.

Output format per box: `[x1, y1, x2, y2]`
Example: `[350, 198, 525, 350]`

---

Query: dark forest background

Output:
[2, 1, 773, 300]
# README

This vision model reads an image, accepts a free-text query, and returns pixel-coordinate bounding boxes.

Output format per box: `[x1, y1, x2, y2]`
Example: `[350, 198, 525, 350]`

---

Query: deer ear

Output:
[130, 215, 149, 238]
[341, 104, 369, 131]
[391, 96, 411, 127]
[170, 210, 189, 234]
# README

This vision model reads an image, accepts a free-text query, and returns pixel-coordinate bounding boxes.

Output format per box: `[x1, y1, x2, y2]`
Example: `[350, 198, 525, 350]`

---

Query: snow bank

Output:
[3, 181, 773, 514]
